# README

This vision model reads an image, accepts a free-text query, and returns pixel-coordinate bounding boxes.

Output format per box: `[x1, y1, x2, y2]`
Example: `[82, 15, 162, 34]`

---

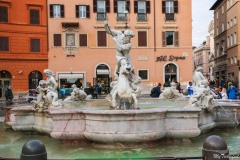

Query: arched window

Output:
[164, 63, 177, 87]
[28, 71, 43, 90]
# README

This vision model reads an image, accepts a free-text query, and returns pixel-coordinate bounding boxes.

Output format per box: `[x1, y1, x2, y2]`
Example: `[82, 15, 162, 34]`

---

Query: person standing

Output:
[227, 84, 238, 99]
[93, 85, 99, 99]
[5, 85, 13, 106]
[150, 83, 161, 98]
[186, 82, 194, 96]
[220, 87, 228, 99]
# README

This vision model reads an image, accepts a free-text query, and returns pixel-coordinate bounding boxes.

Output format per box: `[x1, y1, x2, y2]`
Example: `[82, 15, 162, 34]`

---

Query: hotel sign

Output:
[156, 55, 186, 62]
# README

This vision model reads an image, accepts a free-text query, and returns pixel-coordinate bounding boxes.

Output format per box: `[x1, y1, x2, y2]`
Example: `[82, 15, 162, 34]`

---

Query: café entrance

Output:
[0, 70, 11, 99]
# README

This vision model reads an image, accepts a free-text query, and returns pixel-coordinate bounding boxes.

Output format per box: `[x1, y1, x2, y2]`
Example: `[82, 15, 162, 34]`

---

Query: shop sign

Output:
[156, 55, 186, 62]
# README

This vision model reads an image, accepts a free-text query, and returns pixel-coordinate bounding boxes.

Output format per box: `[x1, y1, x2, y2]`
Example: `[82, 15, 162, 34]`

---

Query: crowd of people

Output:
[150, 79, 240, 100]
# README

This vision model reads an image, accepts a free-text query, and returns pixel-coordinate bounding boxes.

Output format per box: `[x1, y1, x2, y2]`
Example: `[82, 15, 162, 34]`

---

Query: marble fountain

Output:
[3, 21, 240, 149]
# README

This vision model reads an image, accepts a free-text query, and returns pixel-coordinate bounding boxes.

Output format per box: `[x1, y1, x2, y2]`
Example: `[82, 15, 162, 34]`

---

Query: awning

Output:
[58, 73, 83, 79]
[97, 69, 109, 75]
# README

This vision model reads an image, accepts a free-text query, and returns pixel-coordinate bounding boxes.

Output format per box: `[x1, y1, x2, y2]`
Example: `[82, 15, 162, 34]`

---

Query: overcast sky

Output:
[192, 0, 216, 47]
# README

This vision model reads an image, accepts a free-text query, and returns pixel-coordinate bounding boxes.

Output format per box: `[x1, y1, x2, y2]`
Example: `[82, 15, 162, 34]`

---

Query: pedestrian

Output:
[5, 85, 13, 106]
[186, 82, 194, 96]
[175, 82, 182, 94]
[220, 79, 225, 87]
[227, 83, 238, 99]
[215, 88, 222, 99]
[150, 83, 161, 98]
[93, 85, 99, 99]
[220, 86, 228, 99]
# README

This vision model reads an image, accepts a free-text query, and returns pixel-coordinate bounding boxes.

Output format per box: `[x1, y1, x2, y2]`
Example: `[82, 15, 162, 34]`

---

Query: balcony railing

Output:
[96, 13, 106, 20]
[165, 13, 175, 21]
[116, 13, 126, 21]
[137, 13, 147, 21]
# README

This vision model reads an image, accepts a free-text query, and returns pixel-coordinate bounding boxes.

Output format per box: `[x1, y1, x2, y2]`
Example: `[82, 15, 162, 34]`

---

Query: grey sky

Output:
[192, 0, 216, 47]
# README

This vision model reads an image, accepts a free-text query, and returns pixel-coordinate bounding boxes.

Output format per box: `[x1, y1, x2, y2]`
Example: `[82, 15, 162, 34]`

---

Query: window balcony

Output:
[116, 13, 126, 21]
[137, 13, 147, 21]
[165, 13, 175, 21]
[96, 13, 106, 20]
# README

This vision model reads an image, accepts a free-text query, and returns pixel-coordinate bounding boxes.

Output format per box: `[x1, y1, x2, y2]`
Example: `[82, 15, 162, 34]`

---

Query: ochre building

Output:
[47, 0, 193, 94]
[0, 0, 48, 98]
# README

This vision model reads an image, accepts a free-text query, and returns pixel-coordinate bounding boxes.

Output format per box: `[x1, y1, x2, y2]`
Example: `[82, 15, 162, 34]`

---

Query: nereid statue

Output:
[64, 84, 92, 101]
[104, 20, 142, 110]
[189, 67, 217, 110]
[159, 82, 184, 99]
[31, 69, 61, 112]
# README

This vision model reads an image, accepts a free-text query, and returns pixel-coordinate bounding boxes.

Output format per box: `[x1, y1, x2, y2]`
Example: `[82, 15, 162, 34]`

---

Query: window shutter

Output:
[30, 10, 34, 24]
[146, 1, 150, 13]
[114, 0, 117, 13]
[4, 38, 8, 51]
[134, 1, 138, 13]
[61, 5, 64, 18]
[76, 5, 79, 18]
[30, 39, 34, 52]
[86, 5, 90, 18]
[162, 1, 166, 13]
[162, 32, 166, 47]
[174, 31, 179, 46]
[93, 0, 97, 13]
[106, 0, 110, 13]
[98, 31, 106, 46]
[2, 7, 8, 22]
[36, 39, 40, 52]
[50, 4, 53, 18]
[126, 0, 130, 13]
[35, 10, 40, 24]
[80, 34, 87, 46]
[174, 0, 178, 13]
[54, 34, 61, 46]
[138, 31, 147, 47]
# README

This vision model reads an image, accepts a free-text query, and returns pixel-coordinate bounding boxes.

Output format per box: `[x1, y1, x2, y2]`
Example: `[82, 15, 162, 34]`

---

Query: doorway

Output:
[0, 70, 11, 99]
[95, 64, 111, 94]
[164, 63, 177, 87]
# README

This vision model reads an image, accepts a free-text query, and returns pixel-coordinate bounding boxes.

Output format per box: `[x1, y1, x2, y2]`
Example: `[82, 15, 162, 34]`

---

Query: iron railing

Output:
[137, 13, 147, 21]
[117, 13, 126, 21]
[96, 13, 106, 20]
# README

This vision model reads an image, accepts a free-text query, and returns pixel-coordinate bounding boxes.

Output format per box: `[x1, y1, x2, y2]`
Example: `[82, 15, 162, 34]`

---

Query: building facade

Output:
[210, 0, 228, 85]
[208, 20, 215, 81]
[47, 0, 193, 94]
[0, 0, 48, 98]
[193, 37, 211, 78]
[226, 0, 239, 86]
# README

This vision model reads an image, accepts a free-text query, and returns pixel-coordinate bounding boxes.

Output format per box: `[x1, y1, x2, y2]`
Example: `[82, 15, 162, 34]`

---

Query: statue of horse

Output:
[106, 58, 140, 110]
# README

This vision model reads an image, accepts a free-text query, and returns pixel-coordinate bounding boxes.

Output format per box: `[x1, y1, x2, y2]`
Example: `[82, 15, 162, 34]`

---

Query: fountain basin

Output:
[4, 99, 240, 148]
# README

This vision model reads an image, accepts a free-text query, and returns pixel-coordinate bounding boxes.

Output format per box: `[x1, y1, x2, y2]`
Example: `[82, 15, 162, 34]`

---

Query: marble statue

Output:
[189, 68, 217, 110]
[64, 84, 92, 101]
[31, 69, 61, 112]
[104, 20, 142, 110]
[159, 82, 184, 99]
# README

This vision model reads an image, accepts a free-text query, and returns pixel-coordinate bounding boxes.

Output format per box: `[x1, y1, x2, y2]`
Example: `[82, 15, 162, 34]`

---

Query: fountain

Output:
[2, 12, 240, 150]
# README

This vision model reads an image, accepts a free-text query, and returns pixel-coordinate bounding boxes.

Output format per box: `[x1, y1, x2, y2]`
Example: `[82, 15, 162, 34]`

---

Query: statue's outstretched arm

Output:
[104, 20, 119, 36]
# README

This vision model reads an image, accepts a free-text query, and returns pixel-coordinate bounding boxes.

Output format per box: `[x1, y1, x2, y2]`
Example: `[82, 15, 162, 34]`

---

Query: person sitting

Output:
[150, 83, 161, 98]
[186, 82, 194, 96]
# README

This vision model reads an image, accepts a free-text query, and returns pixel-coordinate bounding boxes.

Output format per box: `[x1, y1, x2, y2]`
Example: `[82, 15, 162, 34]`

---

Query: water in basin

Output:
[0, 122, 239, 159]
[61, 99, 189, 110]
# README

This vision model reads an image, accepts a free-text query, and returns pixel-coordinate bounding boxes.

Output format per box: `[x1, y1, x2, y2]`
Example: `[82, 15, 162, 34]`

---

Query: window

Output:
[134, 0, 150, 21]
[231, 19, 233, 26]
[234, 16, 237, 24]
[222, 5, 224, 14]
[79, 34, 87, 47]
[29, 71, 43, 90]
[234, 56, 237, 63]
[30, 39, 40, 52]
[50, 4, 64, 18]
[234, 32, 237, 44]
[222, 22, 224, 32]
[230, 34, 233, 46]
[76, 5, 90, 18]
[93, 0, 110, 20]
[231, 57, 233, 64]
[166, 1, 174, 13]
[138, 70, 148, 80]
[216, 45, 219, 57]
[166, 31, 174, 46]
[163, 0, 177, 20]
[138, 31, 147, 47]
[227, 0, 230, 8]
[227, 22, 229, 29]
[0, 37, 8, 51]
[0, 6, 8, 22]
[162, 31, 178, 47]
[227, 36, 230, 47]
[221, 44, 224, 55]
[216, 26, 218, 35]
[216, 11, 218, 19]
[97, 31, 106, 47]
[30, 10, 40, 25]
[117, 1, 126, 20]
[53, 34, 61, 46]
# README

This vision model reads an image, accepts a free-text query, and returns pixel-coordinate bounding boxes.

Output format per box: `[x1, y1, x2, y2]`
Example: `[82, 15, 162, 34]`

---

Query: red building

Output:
[0, 0, 48, 98]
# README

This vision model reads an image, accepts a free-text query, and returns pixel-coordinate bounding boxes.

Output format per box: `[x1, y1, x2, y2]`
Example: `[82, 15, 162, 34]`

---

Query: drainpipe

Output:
[46, 0, 49, 53]
[154, 0, 156, 51]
